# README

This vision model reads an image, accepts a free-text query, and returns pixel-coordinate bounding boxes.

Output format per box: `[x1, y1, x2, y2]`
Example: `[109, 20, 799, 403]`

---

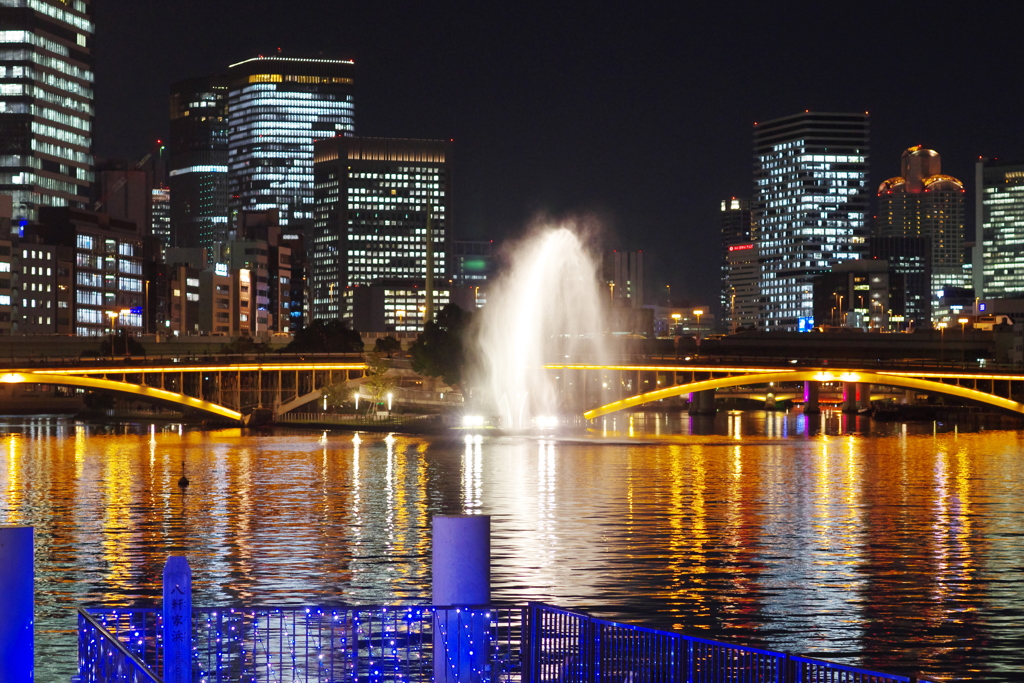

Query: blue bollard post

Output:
[432, 515, 490, 683]
[0, 526, 33, 682]
[163, 556, 192, 683]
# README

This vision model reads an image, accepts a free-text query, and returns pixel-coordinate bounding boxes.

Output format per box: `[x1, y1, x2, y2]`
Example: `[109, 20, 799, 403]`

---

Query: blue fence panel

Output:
[82, 605, 522, 683]
[79, 603, 937, 683]
[77, 608, 162, 683]
[525, 603, 936, 683]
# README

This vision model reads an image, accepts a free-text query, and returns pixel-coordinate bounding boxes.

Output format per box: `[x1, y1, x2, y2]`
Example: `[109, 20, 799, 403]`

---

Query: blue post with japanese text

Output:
[162, 556, 192, 683]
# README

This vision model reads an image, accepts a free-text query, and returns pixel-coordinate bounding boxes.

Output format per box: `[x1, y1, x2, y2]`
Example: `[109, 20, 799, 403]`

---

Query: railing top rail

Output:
[78, 606, 163, 682]
[87, 602, 516, 614]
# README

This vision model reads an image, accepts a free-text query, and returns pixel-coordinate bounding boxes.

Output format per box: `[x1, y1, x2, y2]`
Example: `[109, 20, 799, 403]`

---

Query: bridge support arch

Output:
[0, 372, 243, 422]
[582, 369, 1024, 420]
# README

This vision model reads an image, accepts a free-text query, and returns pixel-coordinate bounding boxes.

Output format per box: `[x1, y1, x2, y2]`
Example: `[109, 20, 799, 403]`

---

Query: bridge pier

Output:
[803, 381, 820, 414]
[858, 383, 872, 411]
[688, 389, 716, 415]
[842, 382, 857, 413]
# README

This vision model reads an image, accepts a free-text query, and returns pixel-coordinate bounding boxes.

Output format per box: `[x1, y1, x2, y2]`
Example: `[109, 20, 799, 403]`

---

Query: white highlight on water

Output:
[474, 222, 606, 429]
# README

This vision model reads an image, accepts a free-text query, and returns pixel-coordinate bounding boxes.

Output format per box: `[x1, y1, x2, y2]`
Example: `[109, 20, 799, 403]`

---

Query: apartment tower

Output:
[877, 146, 966, 322]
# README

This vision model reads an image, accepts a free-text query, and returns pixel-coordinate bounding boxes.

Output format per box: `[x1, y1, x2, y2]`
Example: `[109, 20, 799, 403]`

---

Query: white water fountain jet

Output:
[474, 221, 607, 429]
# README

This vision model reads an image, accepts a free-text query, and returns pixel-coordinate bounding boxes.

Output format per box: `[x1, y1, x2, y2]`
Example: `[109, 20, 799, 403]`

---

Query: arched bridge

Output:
[0, 356, 366, 422]
[543, 362, 1024, 419]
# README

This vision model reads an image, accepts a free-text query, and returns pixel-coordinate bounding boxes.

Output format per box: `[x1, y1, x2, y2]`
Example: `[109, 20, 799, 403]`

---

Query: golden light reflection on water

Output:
[2, 415, 1024, 681]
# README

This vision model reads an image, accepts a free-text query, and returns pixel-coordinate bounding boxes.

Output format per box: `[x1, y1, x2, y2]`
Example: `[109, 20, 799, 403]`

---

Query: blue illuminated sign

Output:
[130, 306, 143, 315]
[797, 316, 815, 333]
[979, 302, 987, 312]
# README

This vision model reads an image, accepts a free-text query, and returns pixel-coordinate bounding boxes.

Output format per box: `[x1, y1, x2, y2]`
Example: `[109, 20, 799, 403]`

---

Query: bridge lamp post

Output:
[959, 317, 969, 363]
[105, 310, 123, 359]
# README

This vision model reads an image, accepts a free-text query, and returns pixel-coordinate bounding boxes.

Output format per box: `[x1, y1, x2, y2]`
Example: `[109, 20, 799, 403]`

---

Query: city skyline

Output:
[88, 3, 1024, 307]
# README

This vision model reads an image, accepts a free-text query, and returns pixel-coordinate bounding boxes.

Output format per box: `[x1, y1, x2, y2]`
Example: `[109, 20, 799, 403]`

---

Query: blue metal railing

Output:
[77, 607, 162, 683]
[85, 605, 523, 683]
[80, 603, 940, 683]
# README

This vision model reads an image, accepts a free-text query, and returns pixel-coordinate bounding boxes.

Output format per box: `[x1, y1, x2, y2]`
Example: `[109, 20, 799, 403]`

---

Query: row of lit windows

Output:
[1, 82, 92, 116]
[233, 86, 353, 103]
[31, 120, 88, 148]
[4, 1, 93, 33]
[0, 47, 92, 82]
[0, 65, 93, 99]
[0, 171, 82, 195]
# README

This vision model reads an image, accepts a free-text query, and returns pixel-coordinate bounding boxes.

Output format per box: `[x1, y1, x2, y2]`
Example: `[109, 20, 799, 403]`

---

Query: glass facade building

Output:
[0, 0, 94, 222]
[312, 137, 452, 328]
[753, 112, 870, 331]
[169, 75, 229, 257]
[227, 56, 355, 230]
[979, 159, 1024, 299]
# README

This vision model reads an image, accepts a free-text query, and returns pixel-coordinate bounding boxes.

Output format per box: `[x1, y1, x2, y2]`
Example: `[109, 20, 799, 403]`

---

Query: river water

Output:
[1, 412, 1022, 682]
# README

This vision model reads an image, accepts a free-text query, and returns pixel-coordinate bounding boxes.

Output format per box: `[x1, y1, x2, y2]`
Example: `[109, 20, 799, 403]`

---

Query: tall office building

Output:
[753, 112, 870, 330]
[877, 146, 966, 321]
[227, 56, 355, 230]
[168, 75, 229, 255]
[603, 250, 644, 309]
[978, 158, 1024, 298]
[0, 0, 94, 222]
[719, 197, 752, 327]
[312, 136, 451, 325]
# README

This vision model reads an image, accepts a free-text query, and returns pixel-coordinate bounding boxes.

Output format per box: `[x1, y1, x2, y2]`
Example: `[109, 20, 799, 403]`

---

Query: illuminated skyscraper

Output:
[312, 136, 451, 326]
[168, 75, 229, 254]
[0, 0, 94, 222]
[877, 146, 966, 322]
[978, 158, 1024, 298]
[753, 112, 870, 331]
[719, 197, 752, 328]
[227, 56, 355, 230]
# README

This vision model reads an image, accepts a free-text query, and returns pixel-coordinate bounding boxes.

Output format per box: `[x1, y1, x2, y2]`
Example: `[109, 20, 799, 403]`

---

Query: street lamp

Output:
[671, 312, 681, 335]
[106, 311, 119, 360]
[937, 322, 948, 363]
[959, 317, 969, 363]
[693, 309, 704, 342]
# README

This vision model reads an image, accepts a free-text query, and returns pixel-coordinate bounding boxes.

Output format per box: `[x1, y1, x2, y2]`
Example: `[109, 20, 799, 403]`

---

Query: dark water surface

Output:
[2, 412, 1023, 681]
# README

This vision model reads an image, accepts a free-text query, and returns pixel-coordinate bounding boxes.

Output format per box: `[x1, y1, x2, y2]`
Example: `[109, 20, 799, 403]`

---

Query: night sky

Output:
[93, 2, 1024, 308]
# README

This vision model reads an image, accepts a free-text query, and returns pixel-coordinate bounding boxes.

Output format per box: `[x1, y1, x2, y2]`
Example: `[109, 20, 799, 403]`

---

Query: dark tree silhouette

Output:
[282, 319, 364, 353]
[408, 303, 472, 388]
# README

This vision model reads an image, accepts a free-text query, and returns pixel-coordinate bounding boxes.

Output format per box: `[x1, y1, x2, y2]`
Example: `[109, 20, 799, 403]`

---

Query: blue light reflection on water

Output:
[1, 412, 1023, 682]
